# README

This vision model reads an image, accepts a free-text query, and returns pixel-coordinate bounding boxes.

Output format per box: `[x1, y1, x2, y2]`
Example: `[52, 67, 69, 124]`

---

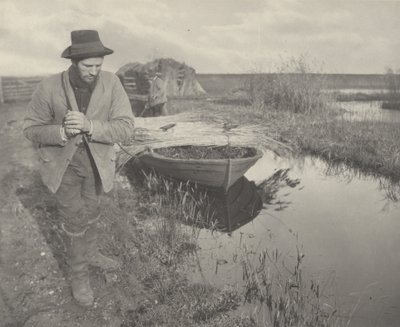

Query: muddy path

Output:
[0, 102, 70, 326]
[0, 103, 155, 326]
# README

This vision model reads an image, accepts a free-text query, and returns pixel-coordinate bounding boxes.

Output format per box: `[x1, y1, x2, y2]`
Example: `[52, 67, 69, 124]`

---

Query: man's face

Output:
[75, 57, 104, 84]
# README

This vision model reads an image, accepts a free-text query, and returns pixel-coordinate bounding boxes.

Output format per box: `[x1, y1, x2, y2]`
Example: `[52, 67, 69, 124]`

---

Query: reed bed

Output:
[236, 57, 400, 182]
[382, 67, 400, 109]
[245, 57, 329, 114]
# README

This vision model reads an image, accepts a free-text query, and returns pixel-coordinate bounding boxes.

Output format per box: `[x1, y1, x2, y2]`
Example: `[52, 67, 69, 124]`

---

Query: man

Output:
[23, 30, 134, 307]
[148, 70, 168, 116]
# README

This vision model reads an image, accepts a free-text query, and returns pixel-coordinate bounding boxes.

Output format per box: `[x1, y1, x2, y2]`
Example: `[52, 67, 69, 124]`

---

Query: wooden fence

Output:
[0, 76, 43, 103]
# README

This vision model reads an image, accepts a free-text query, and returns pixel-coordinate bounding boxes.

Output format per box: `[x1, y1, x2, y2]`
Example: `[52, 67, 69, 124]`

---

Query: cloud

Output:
[0, 0, 399, 75]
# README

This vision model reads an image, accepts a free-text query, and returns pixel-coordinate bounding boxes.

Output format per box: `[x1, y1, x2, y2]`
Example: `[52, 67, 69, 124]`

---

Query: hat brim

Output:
[61, 46, 114, 59]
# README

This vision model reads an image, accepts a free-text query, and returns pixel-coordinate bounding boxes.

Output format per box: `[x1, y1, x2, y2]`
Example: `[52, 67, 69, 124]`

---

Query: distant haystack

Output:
[116, 58, 206, 98]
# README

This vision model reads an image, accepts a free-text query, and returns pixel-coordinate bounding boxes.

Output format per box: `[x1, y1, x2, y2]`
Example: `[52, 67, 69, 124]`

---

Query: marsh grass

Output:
[142, 170, 216, 226]
[201, 91, 400, 183]
[245, 56, 330, 114]
[290, 115, 400, 182]
[240, 57, 399, 181]
[136, 169, 219, 265]
[241, 245, 342, 327]
[382, 68, 400, 109]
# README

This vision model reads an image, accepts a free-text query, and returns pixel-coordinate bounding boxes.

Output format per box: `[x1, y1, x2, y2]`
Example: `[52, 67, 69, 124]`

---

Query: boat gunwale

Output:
[140, 146, 263, 164]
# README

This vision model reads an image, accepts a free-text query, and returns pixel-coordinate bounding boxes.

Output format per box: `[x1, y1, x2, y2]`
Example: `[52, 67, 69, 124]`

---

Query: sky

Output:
[0, 0, 399, 75]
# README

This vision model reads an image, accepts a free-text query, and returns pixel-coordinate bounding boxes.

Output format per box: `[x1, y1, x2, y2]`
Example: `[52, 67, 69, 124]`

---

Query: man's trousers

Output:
[55, 143, 101, 235]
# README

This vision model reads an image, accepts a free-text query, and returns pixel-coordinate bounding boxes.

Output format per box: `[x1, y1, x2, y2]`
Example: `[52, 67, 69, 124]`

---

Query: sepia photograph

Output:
[0, 1, 399, 326]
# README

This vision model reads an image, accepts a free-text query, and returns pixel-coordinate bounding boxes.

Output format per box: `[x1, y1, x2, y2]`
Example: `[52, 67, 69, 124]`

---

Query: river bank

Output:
[168, 98, 400, 183]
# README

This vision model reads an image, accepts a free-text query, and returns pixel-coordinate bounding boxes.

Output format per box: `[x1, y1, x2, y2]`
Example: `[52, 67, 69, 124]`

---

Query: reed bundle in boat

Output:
[116, 112, 291, 170]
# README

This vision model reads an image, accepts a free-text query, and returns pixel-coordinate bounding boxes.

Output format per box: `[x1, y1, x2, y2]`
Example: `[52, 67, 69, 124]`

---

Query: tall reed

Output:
[246, 56, 329, 114]
[241, 245, 343, 326]
[382, 67, 400, 109]
[139, 170, 216, 265]
[384, 67, 400, 100]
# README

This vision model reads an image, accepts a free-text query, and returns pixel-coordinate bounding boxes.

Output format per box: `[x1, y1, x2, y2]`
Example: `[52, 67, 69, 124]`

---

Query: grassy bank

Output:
[284, 115, 400, 181]
[168, 88, 400, 184]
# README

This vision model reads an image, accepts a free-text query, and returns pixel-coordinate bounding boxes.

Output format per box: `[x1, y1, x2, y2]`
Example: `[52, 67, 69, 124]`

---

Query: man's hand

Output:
[64, 111, 91, 133]
[64, 127, 81, 138]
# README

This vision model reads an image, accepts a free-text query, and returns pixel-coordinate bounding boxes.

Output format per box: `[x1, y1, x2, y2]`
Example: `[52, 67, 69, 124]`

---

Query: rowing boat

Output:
[138, 145, 263, 191]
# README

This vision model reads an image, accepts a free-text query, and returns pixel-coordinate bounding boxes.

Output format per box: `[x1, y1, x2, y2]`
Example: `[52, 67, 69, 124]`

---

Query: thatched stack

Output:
[116, 58, 206, 97]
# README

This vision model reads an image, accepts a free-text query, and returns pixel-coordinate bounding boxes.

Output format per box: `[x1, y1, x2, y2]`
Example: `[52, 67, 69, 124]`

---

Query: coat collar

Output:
[62, 69, 105, 117]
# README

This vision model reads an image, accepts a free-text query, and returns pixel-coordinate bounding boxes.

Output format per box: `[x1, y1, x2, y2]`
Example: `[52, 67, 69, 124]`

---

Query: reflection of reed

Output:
[322, 157, 400, 204]
[206, 169, 302, 233]
[256, 169, 300, 211]
[379, 179, 400, 204]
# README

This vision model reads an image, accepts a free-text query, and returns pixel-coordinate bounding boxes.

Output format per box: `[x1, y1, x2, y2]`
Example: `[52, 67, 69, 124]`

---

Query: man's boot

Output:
[65, 226, 94, 307]
[86, 223, 121, 271]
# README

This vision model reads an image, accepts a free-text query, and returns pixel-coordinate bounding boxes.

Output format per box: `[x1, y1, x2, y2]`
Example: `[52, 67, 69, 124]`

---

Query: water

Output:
[339, 101, 400, 123]
[326, 88, 386, 95]
[192, 151, 400, 326]
[194, 176, 263, 233]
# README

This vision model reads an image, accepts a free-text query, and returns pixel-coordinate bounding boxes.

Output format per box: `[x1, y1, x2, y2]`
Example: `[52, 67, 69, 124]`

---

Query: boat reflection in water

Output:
[205, 176, 263, 234]
[122, 157, 263, 233]
[123, 157, 299, 234]
[205, 169, 300, 233]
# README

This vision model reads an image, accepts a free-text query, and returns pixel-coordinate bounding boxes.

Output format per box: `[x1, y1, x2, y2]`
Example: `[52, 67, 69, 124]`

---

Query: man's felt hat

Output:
[61, 30, 113, 59]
